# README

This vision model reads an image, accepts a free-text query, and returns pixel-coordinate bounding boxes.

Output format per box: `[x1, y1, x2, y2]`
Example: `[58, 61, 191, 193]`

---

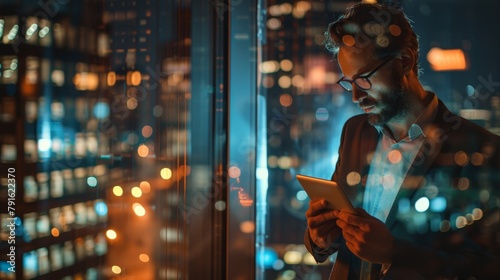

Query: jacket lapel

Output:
[385, 102, 451, 229]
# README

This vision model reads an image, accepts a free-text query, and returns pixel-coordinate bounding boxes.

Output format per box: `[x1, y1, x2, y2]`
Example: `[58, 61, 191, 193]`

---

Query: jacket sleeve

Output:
[303, 227, 341, 263]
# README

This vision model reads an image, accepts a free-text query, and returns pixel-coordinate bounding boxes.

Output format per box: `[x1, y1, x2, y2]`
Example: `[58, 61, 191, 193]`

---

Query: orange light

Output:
[139, 254, 150, 262]
[51, 228, 60, 237]
[107, 71, 116, 86]
[139, 181, 151, 193]
[137, 144, 149, 157]
[427, 48, 467, 71]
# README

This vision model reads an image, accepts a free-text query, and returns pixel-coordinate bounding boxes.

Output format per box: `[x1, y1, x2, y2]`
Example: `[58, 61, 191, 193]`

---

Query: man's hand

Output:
[305, 200, 342, 249]
[335, 208, 393, 264]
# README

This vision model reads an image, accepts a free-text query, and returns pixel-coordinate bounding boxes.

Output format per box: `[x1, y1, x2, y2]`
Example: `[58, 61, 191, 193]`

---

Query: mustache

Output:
[359, 98, 376, 108]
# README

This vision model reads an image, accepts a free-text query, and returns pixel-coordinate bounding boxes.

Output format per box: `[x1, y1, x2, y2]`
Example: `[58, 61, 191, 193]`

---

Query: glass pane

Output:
[0, 0, 229, 279]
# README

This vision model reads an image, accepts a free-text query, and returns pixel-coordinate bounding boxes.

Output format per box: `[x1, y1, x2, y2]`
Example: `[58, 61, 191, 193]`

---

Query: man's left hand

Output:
[335, 208, 393, 264]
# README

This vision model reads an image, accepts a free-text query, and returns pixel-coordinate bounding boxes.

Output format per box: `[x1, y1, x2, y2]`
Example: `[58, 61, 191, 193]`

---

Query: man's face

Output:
[337, 46, 410, 127]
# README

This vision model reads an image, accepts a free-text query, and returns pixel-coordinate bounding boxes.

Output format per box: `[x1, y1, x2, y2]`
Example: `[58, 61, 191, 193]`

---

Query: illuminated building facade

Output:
[0, 1, 109, 279]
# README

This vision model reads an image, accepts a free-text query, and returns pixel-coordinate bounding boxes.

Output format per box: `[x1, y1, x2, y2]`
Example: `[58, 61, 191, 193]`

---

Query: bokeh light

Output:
[240, 221, 255, 233]
[139, 254, 150, 263]
[113, 186, 123, 196]
[137, 144, 149, 157]
[161, 168, 172, 179]
[415, 197, 430, 212]
[106, 229, 117, 240]
[111, 265, 121, 274]
[131, 187, 142, 198]
[139, 181, 151, 194]
[279, 94, 293, 107]
[142, 125, 153, 138]
[132, 203, 146, 216]
[51, 228, 60, 237]
[228, 166, 241, 178]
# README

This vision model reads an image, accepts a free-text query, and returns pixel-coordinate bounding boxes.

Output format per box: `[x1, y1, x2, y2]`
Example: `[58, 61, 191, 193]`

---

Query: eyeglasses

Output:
[336, 58, 392, 92]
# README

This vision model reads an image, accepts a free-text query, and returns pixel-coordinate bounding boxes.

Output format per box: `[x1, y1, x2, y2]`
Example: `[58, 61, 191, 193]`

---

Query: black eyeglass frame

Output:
[336, 58, 392, 92]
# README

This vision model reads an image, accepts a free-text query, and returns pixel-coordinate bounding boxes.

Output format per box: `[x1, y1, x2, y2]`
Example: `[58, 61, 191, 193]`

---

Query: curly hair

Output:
[324, 2, 420, 75]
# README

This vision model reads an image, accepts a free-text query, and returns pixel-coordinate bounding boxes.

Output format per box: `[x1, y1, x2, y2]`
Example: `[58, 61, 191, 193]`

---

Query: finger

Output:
[306, 200, 330, 217]
[314, 223, 340, 237]
[338, 210, 371, 230]
[336, 216, 366, 239]
[308, 211, 337, 227]
[337, 211, 360, 225]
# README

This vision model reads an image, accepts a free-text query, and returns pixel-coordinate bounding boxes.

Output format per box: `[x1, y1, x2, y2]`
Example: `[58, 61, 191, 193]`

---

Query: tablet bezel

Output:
[296, 174, 355, 214]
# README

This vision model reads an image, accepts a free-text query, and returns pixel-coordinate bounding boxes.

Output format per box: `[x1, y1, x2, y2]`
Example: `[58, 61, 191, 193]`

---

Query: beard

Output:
[362, 86, 410, 127]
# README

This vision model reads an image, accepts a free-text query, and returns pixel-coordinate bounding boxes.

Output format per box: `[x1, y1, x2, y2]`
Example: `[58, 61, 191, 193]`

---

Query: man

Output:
[304, 2, 500, 279]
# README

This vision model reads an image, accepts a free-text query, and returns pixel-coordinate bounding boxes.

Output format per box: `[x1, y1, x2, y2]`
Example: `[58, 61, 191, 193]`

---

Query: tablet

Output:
[296, 174, 355, 214]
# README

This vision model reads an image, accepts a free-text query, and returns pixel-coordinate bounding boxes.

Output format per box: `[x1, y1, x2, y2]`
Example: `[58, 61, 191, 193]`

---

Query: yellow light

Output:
[131, 186, 142, 198]
[127, 98, 138, 110]
[111, 265, 122, 274]
[302, 252, 317, 265]
[259, 60, 280, 74]
[283, 251, 303, 264]
[137, 144, 149, 157]
[278, 76, 292, 88]
[472, 208, 483, 220]
[278, 156, 292, 169]
[106, 229, 117, 240]
[132, 203, 146, 216]
[139, 254, 150, 263]
[160, 168, 172, 180]
[280, 59, 293, 71]
[113, 186, 123, 196]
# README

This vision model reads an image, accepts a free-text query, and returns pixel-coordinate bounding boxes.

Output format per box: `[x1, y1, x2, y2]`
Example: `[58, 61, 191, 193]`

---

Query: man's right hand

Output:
[305, 199, 342, 249]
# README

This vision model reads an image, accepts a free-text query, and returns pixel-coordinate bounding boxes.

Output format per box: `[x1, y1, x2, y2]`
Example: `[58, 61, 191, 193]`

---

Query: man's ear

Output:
[399, 48, 416, 75]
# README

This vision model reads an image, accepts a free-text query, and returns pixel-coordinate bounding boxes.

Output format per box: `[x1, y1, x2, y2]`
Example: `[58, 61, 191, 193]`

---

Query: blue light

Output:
[430, 197, 447, 212]
[95, 201, 108, 216]
[87, 177, 97, 187]
[23, 251, 37, 273]
[256, 247, 278, 269]
[296, 190, 308, 201]
[315, 108, 329, 121]
[93, 102, 110, 119]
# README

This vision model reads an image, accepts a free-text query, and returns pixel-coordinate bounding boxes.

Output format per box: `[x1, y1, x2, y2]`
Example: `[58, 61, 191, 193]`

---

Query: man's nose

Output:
[351, 86, 368, 103]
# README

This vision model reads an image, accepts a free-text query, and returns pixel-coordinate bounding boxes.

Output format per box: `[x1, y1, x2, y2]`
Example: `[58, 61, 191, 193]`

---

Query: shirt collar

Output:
[376, 91, 439, 142]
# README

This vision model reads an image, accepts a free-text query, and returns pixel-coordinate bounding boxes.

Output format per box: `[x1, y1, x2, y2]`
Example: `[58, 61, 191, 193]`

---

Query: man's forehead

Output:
[338, 44, 378, 65]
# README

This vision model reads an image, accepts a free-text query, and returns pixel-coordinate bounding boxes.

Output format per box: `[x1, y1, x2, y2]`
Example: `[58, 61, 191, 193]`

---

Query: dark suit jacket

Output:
[304, 100, 500, 279]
